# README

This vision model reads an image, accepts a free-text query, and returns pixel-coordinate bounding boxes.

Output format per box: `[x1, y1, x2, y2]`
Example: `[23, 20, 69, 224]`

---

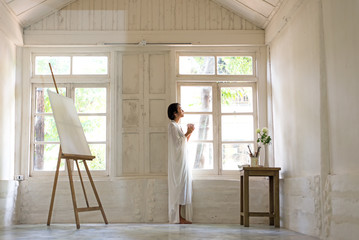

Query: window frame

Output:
[177, 82, 258, 176]
[29, 52, 111, 177]
[32, 53, 110, 78]
[29, 83, 110, 177]
[176, 51, 263, 178]
[176, 52, 257, 81]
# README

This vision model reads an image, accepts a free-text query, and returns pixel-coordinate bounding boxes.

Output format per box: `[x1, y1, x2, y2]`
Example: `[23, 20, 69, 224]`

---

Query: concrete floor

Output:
[0, 224, 319, 240]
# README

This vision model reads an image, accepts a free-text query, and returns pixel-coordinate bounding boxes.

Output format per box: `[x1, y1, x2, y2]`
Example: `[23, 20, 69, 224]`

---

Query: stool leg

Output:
[83, 160, 108, 224]
[274, 172, 280, 227]
[269, 176, 274, 225]
[243, 172, 249, 227]
[240, 174, 243, 225]
[66, 159, 80, 229]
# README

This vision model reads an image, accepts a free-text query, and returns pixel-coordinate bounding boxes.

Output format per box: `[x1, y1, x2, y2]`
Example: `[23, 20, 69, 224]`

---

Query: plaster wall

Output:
[321, 0, 359, 239]
[268, 0, 322, 237]
[0, 30, 17, 226]
[269, 0, 359, 239]
[17, 178, 268, 224]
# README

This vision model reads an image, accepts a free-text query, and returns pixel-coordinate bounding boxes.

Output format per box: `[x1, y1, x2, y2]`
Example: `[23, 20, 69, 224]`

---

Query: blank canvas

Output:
[48, 90, 92, 156]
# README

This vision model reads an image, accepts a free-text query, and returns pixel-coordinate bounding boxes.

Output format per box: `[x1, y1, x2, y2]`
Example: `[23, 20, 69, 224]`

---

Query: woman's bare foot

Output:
[180, 217, 192, 224]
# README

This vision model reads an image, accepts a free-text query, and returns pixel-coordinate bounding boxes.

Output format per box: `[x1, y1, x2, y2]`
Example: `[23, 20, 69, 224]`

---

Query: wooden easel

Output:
[47, 63, 108, 229]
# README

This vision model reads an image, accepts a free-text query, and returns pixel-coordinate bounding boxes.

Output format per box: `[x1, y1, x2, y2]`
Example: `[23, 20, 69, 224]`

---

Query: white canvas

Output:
[47, 90, 92, 156]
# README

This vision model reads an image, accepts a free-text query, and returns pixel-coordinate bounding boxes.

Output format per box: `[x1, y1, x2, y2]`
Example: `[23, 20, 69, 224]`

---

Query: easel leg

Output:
[66, 159, 81, 229]
[47, 148, 62, 226]
[83, 161, 108, 224]
[75, 160, 90, 208]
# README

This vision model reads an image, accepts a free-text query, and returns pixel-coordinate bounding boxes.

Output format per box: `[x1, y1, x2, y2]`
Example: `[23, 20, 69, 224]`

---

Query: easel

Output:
[47, 63, 108, 229]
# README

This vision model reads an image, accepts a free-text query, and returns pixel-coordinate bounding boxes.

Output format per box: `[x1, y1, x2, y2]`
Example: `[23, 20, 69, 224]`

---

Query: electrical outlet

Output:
[15, 175, 24, 181]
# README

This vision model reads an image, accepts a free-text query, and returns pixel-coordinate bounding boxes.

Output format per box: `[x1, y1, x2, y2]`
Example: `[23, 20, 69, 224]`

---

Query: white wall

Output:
[0, 25, 18, 227]
[322, 0, 359, 239]
[268, 0, 359, 239]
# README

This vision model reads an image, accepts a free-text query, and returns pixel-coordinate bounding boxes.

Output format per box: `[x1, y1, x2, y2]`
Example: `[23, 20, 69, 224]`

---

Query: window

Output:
[178, 83, 257, 174]
[179, 55, 254, 76]
[177, 52, 259, 175]
[31, 85, 108, 174]
[30, 54, 109, 176]
[34, 55, 108, 75]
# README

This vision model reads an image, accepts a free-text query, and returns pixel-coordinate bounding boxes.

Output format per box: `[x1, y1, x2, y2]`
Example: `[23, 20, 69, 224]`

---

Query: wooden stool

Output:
[47, 148, 108, 229]
[240, 167, 281, 227]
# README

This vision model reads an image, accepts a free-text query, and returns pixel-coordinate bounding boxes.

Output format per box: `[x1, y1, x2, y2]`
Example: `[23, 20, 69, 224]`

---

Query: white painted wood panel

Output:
[122, 133, 141, 173]
[25, 0, 261, 31]
[122, 54, 140, 94]
[149, 54, 166, 94]
[149, 133, 167, 174]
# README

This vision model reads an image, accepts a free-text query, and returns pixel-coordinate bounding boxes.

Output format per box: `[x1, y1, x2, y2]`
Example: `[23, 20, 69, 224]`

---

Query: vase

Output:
[250, 157, 259, 167]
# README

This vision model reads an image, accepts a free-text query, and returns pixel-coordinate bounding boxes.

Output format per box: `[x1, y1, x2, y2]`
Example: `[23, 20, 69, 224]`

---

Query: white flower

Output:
[256, 128, 261, 133]
[262, 127, 268, 133]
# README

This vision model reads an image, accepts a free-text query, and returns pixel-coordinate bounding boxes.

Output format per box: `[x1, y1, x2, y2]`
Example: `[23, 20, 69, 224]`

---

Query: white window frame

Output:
[176, 51, 263, 178]
[177, 82, 258, 176]
[28, 52, 111, 177]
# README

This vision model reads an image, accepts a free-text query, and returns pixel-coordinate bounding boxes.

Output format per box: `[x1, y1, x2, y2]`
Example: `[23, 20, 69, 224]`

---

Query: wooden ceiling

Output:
[3, 0, 283, 29]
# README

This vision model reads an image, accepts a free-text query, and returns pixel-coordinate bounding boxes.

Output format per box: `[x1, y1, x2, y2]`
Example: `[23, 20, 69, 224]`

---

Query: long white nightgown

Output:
[168, 120, 193, 223]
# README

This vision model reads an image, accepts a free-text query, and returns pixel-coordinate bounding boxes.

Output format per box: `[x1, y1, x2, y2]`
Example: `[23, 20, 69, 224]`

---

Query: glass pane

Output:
[222, 143, 253, 170]
[35, 88, 66, 113]
[188, 143, 213, 169]
[217, 56, 253, 75]
[35, 56, 71, 75]
[180, 114, 213, 141]
[34, 116, 59, 142]
[73, 56, 108, 75]
[79, 116, 106, 141]
[179, 56, 215, 75]
[222, 115, 254, 141]
[75, 88, 106, 113]
[89, 144, 106, 170]
[221, 87, 253, 113]
[180, 86, 212, 112]
[74, 144, 106, 171]
[33, 144, 65, 171]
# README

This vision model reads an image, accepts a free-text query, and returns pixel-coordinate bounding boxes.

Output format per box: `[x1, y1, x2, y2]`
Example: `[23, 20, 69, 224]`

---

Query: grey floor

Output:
[0, 224, 319, 240]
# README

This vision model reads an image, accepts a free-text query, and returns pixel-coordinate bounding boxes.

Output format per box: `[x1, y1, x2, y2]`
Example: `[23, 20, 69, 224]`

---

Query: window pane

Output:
[217, 56, 253, 75]
[180, 114, 213, 141]
[222, 143, 253, 170]
[222, 115, 254, 141]
[35, 56, 71, 75]
[180, 86, 212, 112]
[34, 116, 59, 142]
[188, 143, 213, 169]
[75, 88, 106, 113]
[221, 87, 253, 113]
[35, 88, 66, 113]
[74, 144, 106, 171]
[73, 56, 108, 75]
[88, 144, 106, 170]
[33, 144, 64, 171]
[79, 116, 106, 141]
[179, 56, 215, 75]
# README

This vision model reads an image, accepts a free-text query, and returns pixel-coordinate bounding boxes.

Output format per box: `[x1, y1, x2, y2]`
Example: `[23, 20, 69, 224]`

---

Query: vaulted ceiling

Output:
[3, 0, 283, 29]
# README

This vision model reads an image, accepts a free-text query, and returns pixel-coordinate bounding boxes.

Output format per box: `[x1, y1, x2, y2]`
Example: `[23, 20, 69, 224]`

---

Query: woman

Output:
[167, 103, 195, 224]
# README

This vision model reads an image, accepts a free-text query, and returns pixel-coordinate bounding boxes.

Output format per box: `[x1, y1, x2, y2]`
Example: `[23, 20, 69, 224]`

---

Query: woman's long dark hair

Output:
[167, 103, 180, 120]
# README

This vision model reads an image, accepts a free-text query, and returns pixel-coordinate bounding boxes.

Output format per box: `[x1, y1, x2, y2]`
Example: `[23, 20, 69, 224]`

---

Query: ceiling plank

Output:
[16, 0, 75, 27]
[213, 0, 267, 28]
[8, 0, 44, 16]
[238, 0, 275, 18]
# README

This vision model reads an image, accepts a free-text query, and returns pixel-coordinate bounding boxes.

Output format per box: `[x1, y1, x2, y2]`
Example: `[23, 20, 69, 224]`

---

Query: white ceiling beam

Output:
[24, 30, 265, 46]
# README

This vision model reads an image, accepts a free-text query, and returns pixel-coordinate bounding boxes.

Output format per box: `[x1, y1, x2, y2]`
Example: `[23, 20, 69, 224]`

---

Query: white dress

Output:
[168, 120, 193, 223]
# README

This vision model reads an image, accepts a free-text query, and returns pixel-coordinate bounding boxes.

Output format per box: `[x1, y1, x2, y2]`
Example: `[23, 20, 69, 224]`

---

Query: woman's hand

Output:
[185, 124, 195, 140]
